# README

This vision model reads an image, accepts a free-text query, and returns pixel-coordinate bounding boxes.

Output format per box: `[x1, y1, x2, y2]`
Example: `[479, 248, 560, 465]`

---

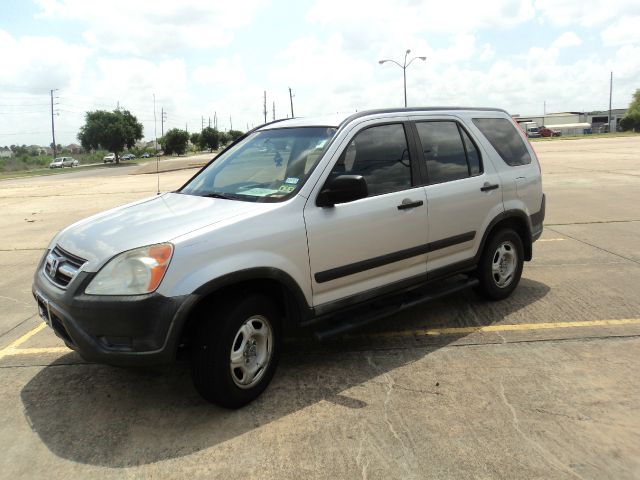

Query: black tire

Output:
[475, 229, 524, 301]
[190, 294, 281, 408]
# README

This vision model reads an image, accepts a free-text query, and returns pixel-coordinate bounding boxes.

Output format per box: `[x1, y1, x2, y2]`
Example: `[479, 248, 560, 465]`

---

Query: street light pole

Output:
[379, 49, 426, 107]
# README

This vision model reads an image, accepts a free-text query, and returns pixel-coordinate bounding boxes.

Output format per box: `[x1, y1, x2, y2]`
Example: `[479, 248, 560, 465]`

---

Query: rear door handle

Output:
[397, 199, 424, 210]
[481, 183, 499, 192]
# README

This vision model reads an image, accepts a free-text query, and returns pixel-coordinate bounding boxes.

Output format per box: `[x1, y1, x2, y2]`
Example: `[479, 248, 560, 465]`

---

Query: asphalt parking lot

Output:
[1, 137, 639, 479]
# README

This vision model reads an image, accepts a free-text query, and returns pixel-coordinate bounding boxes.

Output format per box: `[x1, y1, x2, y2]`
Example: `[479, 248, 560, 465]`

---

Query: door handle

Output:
[480, 182, 499, 192]
[397, 199, 424, 210]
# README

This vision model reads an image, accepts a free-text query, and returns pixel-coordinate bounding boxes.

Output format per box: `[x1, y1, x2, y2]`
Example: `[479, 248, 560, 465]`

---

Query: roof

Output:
[258, 107, 509, 131]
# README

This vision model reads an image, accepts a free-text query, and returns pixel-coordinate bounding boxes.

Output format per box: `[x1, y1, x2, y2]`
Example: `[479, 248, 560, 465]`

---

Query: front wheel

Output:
[475, 229, 524, 300]
[191, 294, 281, 408]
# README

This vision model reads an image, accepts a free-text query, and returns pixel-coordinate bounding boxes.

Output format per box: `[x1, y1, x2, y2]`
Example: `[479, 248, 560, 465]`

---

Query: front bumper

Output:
[32, 253, 197, 367]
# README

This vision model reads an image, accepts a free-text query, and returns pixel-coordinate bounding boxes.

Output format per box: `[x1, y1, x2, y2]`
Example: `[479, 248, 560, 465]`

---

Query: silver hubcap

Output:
[229, 315, 273, 389]
[492, 241, 517, 288]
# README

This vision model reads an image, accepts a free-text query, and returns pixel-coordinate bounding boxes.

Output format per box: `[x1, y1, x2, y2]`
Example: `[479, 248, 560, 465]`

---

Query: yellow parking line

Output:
[8, 347, 71, 355]
[537, 238, 566, 242]
[2, 318, 640, 359]
[363, 318, 640, 338]
[0, 323, 47, 359]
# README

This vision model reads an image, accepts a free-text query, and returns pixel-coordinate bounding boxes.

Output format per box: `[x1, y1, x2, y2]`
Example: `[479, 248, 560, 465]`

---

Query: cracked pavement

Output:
[0, 136, 639, 479]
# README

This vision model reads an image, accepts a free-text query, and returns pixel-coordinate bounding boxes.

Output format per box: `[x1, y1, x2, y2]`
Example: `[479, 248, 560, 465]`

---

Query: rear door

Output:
[411, 117, 504, 274]
[471, 116, 543, 220]
[304, 121, 429, 307]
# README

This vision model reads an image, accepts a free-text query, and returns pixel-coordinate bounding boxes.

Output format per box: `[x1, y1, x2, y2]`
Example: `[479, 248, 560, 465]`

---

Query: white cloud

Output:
[535, 0, 640, 27]
[35, 0, 267, 55]
[479, 43, 496, 62]
[193, 58, 247, 87]
[0, 29, 91, 94]
[552, 31, 582, 48]
[601, 16, 640, 46]
[307, 0, 536, 35]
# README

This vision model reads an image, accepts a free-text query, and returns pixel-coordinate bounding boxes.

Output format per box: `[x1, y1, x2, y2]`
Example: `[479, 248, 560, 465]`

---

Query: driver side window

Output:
[331, 123, 412, 196]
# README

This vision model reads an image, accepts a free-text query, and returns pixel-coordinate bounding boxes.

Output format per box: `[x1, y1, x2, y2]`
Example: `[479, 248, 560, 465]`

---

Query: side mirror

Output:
[316, 174, 368, 207]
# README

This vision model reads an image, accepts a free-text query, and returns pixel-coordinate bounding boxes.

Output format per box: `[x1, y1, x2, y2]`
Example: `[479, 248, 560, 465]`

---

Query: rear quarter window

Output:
[472, 117, 531, 166]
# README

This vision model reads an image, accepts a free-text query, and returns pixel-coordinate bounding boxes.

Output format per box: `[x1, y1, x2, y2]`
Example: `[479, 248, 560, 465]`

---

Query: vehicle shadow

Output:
[20, 278, 549, 468]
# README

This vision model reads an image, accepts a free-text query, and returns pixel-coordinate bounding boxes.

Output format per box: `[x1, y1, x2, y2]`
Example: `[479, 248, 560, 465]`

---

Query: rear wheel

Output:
[190, 294, 281, 408]
[475, 229, 524, 300]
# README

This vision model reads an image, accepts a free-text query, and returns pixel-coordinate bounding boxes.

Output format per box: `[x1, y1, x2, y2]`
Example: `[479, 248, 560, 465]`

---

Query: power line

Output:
[0, 103, 50, 107]
[51, 89, 59, 159]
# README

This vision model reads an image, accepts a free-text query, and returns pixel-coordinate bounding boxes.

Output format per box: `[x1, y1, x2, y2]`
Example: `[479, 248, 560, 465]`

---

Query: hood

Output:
[55, 192, 271, 270]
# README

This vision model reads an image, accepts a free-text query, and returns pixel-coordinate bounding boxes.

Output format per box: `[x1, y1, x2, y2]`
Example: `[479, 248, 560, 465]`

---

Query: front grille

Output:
[44, 245, 86, 288]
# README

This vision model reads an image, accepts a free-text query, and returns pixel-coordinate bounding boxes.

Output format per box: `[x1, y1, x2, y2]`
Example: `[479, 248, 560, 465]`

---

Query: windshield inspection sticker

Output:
[278, 185, 295, 193]
[284, 177, 299, 185]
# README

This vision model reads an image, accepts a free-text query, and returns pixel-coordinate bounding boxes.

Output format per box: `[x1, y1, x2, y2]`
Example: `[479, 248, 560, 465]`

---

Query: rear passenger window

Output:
[415, 121, 482, 184]
[472, 118, 531, 166]
[332, 124, 412, 196]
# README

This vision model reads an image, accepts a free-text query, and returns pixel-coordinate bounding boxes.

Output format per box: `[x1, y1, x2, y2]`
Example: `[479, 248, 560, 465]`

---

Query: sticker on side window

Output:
[284, 177, 299, 185]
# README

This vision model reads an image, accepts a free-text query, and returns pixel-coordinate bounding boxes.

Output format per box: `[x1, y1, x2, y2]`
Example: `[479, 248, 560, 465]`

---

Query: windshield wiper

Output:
[201, 192, 238, 200]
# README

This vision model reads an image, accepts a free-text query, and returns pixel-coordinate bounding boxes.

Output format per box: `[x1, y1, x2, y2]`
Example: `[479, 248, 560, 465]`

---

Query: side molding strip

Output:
[314, 231, 475, 284]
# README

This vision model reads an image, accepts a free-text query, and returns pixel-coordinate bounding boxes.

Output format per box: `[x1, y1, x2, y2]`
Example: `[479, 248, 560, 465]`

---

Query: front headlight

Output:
[85, 243, 173, 295]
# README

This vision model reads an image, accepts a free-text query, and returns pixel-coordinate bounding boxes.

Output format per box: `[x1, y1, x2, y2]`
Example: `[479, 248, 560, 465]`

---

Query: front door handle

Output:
[397, 199, 424, 210]
[481, 182, 500, 192]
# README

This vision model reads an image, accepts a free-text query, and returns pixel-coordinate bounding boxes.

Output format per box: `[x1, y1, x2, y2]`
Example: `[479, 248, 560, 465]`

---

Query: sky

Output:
[1, 0, 639, 147]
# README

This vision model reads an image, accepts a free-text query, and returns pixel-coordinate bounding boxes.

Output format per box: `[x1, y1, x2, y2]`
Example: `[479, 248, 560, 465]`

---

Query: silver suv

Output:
[33, 108, 544, 408]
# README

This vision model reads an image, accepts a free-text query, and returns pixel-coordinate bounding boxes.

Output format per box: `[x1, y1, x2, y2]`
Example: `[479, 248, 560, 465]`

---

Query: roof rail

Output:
[338, 106, 509, 128]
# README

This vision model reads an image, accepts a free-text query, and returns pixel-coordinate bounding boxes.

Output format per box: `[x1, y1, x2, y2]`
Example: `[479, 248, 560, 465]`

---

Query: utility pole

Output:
[608, 72, 613, 133]
[209, 117, 211, 128]
[289, 87, 294, 118]
[214, 112, 217, 130]
[263, 91, 267, 124]
[185, 122, 188, 134]
[230, 116, 233, 131]
[50, 89, 58, 159]
[161, 107, 167, 137]
[201, 116, 204, 132]
[272, 101, 275, 121]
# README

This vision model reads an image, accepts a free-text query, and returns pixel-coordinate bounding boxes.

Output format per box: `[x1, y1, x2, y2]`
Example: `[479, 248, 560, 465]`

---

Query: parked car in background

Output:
[103, 153, 116, 163]
[121, 153, 135, 160]
[141, 152, 151, 158]
[49, 157, 79, 168]
[538, 126, 561, 137]
[526, 126, 541, 138]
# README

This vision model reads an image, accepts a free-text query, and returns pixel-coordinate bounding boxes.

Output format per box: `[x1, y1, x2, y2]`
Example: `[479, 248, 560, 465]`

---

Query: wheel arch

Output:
[477, 210, 533, 262]
[177, 268, 311, 352]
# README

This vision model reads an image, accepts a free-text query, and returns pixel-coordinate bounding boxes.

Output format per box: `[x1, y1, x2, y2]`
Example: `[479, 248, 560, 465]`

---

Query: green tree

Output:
[227, 129, 245, 142]
[190, 132, 201, 150]
[161, 128, 190, 155]
[200, 127, 219, 152]
[77, 110, 143, 163]
[620, 89, 640, 132]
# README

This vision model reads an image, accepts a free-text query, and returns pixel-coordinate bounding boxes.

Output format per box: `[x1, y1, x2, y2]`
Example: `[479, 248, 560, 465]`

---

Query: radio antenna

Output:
[153, 93, 160, 195]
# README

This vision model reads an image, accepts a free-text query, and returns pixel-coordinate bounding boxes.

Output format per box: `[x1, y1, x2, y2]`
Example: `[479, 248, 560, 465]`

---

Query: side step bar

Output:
[313, 276, 479, 341]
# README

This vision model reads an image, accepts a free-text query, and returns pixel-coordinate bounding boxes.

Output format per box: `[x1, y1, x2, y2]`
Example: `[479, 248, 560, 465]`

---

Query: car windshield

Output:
[180, 126, 337, 202]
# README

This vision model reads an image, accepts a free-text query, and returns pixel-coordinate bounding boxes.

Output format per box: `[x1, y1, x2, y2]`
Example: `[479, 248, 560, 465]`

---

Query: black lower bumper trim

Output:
[33, 266, 197, 366]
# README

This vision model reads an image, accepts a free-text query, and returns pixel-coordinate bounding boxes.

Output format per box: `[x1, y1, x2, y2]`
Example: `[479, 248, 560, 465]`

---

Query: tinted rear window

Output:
[472, 118, 531, 166]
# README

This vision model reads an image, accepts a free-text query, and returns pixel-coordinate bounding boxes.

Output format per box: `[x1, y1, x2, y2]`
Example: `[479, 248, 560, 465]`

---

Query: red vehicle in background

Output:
[539, 126, 561, 137]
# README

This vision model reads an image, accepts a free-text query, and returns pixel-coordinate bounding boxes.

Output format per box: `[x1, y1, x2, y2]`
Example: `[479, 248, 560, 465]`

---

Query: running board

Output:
[313, 276, 479, 341]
